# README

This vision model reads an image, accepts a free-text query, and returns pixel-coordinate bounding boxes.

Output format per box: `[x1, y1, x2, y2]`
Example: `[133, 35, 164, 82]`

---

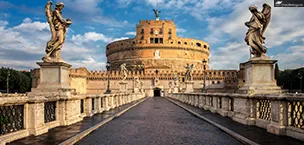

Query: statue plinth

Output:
[184, 81, 195, 93]
[238, 59, 281, 94]
[119, 81, 128, 93]
[36, 62, 72, 90]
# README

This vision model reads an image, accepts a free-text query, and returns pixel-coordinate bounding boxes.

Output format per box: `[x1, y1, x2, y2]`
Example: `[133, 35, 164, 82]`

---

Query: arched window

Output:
[196, 43, 201, 47]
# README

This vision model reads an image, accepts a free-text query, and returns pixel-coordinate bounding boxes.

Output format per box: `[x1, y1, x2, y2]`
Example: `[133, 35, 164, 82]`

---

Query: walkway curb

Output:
[166, 98, 259, 145]
[59, 97, 149, 145]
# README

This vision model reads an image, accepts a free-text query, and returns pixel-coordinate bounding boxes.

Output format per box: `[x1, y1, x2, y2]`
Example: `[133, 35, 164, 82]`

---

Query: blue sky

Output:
[0, 0, 303, 71]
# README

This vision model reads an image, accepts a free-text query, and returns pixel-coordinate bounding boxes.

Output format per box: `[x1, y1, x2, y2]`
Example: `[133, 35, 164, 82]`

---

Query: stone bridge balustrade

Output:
[168, 93, 304, 141]
[0, 92, 145, 144]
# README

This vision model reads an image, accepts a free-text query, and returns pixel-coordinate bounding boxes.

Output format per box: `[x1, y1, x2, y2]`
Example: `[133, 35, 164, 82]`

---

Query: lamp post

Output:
[104, 61, 111, 94]
[202, 59, 207, 93]
[6, 71, 10, 93]
[299, 73, 303, 93]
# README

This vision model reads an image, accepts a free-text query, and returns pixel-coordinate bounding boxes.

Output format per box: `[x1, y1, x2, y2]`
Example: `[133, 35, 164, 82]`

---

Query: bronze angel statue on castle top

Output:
[245, 3, 271, 59]
[43, 1, 72, 63]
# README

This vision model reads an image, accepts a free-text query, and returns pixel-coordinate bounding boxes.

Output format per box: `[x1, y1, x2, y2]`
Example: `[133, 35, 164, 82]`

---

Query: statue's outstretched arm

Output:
[54, 10, 67, 24]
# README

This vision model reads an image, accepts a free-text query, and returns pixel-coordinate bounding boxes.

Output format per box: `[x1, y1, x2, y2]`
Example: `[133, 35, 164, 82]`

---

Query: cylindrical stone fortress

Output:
[106, 20, 210, 71]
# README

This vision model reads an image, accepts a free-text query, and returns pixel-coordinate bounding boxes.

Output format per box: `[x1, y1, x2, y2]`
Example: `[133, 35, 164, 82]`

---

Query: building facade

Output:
[31, 18, 239, 96]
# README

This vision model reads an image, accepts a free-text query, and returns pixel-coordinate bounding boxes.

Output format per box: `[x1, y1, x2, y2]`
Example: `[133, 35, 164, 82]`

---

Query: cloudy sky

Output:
[0, 0, 303, 71]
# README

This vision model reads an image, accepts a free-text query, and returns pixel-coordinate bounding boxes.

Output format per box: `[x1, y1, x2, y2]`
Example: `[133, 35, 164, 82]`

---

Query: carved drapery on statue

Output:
[244, 3, 271, 58]
[43, 1, 72, 63]
[185, 64, 194, 82]
[120, 63, 128, 81]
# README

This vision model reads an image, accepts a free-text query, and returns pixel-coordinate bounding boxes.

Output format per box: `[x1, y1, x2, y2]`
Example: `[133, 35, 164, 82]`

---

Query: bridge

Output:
[1, 92, 303, 145]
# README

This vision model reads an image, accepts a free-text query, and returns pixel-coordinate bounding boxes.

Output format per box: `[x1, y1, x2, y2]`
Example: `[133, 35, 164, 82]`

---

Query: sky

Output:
[0, 0, 303, 71]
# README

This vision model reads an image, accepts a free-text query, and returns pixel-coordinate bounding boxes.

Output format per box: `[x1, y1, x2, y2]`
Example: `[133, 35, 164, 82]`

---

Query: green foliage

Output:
[0, 67, 32, 93]
[277, 67, 304, 91]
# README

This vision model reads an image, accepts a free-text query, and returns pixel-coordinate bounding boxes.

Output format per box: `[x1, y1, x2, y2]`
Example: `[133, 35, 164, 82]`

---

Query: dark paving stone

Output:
[76, 97, 242, 145]
[171, 98, 304, 145]
[8, 99, 144, 145]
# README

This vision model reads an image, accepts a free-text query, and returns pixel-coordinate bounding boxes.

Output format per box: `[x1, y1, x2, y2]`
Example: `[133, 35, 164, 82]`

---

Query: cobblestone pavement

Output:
[77, 97, 242, 145]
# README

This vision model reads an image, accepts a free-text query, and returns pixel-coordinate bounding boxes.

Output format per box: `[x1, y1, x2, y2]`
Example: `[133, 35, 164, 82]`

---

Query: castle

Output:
[31, 13, 239, 96]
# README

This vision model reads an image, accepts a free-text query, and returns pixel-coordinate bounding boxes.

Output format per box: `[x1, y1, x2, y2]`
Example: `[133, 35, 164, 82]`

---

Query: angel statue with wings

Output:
[43, 1, 72, 63]
[120, 63, 128, 81]
[153, 9, 160, 21]
[245, 3, 271, 58]
[185, 64, 194, 82]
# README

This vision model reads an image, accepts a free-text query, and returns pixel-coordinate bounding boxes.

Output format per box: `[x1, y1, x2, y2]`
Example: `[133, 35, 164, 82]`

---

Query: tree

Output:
[274, 63, 280, 85]
[0, 67, 32, 93]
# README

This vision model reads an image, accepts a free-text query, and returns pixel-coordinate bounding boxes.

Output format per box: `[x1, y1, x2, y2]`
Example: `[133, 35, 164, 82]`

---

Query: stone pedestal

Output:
[173, 87, 179, 93]
[133, 88, 139, 93]
[238, 59, 281, 94]
[36, 62, 72, 90]
[119, 82, 128, 93]
[184, 81, 194, 93]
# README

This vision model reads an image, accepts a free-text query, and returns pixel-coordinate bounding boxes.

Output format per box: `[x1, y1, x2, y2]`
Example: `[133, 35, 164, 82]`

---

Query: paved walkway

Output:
[76, 97, 242, 145]
[169, 98, 304, 145]
[9, 99, 144, 145]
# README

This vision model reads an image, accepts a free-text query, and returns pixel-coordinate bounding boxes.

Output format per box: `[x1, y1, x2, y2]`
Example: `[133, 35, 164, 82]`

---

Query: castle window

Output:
[168, 35, 172, 39]
[150, 28, 153, 34]
[155, 38, 159, 44]
[159, 28, 163, 34]
[150, 38, 154, 44]
[204, 45, 207, 48]
[141, 35, 144, 40]
[178, 41, 181, 44]
[171, 41, 173, 44]
[133, 41, 135, 44]
[196, 43, 201, 47]
[160, 38, 163, 44]
[169, 28, 172, 34]
[141, 29, 144, 34]
[217, 81, 220, 84]
[184, 42, 187, 45]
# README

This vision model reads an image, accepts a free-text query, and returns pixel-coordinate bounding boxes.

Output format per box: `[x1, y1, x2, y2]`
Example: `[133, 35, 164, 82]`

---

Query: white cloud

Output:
[271, 45, 304, 69]
[125, 31, 136, 36]
[92, 16, 131, 27]
[176, 28, 186, 33]
[111, 37, 129, 42]
[205, 0, 304, 69]
[0, 19, 106, 70]
[22, 17, 32, 23]
[209, 42, 249, 69]
[85, 26, 95, 30]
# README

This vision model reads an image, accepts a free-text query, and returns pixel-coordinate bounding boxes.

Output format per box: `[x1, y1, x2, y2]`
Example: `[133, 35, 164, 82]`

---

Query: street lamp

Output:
[104, 61, 111, 94]
[6, 71, 10, 93]
[202, 59, 207, 93]
[298, 73, 303, 93]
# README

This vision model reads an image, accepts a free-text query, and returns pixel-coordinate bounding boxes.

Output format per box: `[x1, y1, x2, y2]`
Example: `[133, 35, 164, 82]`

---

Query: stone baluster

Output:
[267, 99, 288, 135]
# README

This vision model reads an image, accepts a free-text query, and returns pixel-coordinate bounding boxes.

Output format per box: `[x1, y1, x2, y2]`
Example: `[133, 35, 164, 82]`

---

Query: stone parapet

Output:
[168, 92, 304, 141]
[0, 92, 145, 144]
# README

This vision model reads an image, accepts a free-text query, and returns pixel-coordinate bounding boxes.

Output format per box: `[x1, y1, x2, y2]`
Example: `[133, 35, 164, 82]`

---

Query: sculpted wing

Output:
[261, 3, 271, 35]
[45, 1, 56, 41]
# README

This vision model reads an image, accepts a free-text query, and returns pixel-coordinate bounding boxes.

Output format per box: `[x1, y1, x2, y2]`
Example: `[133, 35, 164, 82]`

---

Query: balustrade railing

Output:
[0, 92, 145, 144]
[168, 93, 304, 141]
[44, 101, 56, 123]
[288, 100, 304, 129]
[257, 99, 271, 121]
[0, 105, 24, 135]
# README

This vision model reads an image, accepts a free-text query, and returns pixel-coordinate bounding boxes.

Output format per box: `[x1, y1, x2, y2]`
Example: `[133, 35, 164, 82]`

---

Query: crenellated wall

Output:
[32, 67, 239, 95]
